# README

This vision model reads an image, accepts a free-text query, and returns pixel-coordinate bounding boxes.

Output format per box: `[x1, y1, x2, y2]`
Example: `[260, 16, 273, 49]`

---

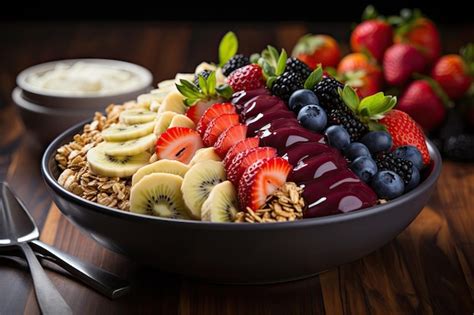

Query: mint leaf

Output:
[358, 93, 397, 118]
[304, 65, 323, 90]
[219, 32, 238, 67]
[276, 49, 287, 76]
[262, 61, 275, 79]
[267, 46, 279, 66]
[176, 82, 202, 99]
[340, 85, 360, 113]
[216, 84, 233, 99]
[180, 79, 201, 94]
[184, 98, 199, 106]
[250, 53, 260, 64]
[368, 121, 387, 131]
[358, 92, 385, 116]
[207, 71, 216, 96]
[198, 75, 208, 95]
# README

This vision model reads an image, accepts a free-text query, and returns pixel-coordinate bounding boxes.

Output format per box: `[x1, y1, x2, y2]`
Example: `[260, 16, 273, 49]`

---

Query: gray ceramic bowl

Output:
[12, 88, 94, 144]
[16, 59, 153, 109]
[42, 121, 442, 284]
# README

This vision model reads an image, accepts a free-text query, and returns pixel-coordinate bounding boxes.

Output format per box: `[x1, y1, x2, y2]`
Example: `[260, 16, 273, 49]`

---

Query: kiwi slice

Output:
[181, 160, 226, 219]
[130, 173, 189, 219]
[201, 181, 238, 222]
[188, 147, 221, 166]
[132, 159, 190, 186]
[87, 143, 150, 178]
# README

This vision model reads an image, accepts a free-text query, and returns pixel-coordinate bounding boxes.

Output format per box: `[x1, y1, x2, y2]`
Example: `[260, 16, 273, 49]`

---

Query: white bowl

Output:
[16, 59, 153, 109]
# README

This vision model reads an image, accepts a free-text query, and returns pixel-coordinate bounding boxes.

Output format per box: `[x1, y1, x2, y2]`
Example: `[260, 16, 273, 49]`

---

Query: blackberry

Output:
[271, 71, 304, 102]
[443, 134, 474, 161]
[314, 76, 368, 141]
[222, 54, 250, 76]
[193, 70, 212, 87]
[286, 57, 312, 80]
[375, 152, 413, 186]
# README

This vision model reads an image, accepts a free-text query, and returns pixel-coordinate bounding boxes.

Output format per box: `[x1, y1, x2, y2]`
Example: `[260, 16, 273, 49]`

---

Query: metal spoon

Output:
[0, 182, 72, 314]
[0, 182, 130, 299]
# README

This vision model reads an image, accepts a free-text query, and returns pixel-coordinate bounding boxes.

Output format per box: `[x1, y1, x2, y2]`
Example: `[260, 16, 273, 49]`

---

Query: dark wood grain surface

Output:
[0, 21, 473, 315]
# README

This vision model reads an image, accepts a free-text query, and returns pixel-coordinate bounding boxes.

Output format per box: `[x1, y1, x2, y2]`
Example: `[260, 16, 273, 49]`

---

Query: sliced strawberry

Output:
[202, 113, 240, 147]
[238, 157, 292, 211]
[227, 147, 277, 186]
[213, 124, 247, 158]
[223, 137, 260, 169]
[155, 127, 203, 164]
[186, 99, 216, 124]
[196, 103, 236, 136]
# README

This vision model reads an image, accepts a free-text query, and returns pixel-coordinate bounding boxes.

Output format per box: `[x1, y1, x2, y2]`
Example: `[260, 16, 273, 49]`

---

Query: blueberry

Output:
[288, 89, 319, 113]
[343, 142, 371, 161]
[361, 131, 393, 154]
[350, 156, 378, 183]
[393, 146, 424, 170]
[297, 105, 327, 132]
[371, 170, 405, 200]
[405, 166, 420, 192]
[325, 125, 351, 151]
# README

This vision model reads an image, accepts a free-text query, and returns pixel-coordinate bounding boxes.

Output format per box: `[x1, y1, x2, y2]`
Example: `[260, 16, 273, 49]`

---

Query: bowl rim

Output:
[17, 58, 153, 99]
[41, 119, 442, 230]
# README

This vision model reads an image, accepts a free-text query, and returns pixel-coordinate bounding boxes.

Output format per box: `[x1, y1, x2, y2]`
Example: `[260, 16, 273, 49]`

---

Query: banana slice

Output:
[130, 173, 189, 219]
[158, 91, 187, 114]
[215, 68, 226, 85]
[169, 114, 195, 129]
[101, 133, 156, 157]
[136, 93, 162, 108]
[154, 111, 177, 136]
[188, 147, 221, 166]
[157, 79, 176, 89]
[120, 109, 157, 125]
[181, 160, 226, 219]
[175, 73, 195, 83]
[201, 181, 238, 222]
[132, 159, 190, 186]
[102, 121, 155, 142]
[87, 143, 150, 178]
[195, 62, 217, 74]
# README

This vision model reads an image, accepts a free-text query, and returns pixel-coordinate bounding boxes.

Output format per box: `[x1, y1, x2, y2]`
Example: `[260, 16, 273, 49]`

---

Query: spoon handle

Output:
[30, 240, 130, 299]
[19, 242, 72, 315]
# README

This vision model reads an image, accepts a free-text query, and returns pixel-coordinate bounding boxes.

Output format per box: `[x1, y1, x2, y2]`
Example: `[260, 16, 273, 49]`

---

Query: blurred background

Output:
[1, 0, 473, 159]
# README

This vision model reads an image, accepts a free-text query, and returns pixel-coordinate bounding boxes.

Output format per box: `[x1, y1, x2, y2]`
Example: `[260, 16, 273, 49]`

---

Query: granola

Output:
[234, 182, 305, 223]
[55, 104, 133, 211]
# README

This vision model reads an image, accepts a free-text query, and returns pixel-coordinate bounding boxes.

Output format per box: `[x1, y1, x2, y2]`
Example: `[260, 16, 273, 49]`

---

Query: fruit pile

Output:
[291, 6, 474, 161]
[74, 31, 434, 222]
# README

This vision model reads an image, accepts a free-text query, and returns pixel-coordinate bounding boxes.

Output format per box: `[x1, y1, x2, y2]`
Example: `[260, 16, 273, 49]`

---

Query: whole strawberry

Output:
[379, 110, 430, 165]
[394, 13, 441, 65]
[227, 64, 265, 92]
[337, 53, 383, 97]
[292, 34, 341, 69]
[383, 44, 426, 86]
[351, 20, 393, 62]
[431, 45, 474, 100]
[397, 80, 446, 132]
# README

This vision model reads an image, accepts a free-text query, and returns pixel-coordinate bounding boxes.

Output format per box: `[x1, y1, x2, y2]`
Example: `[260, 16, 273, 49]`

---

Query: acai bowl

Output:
[41, 33, 441, 283]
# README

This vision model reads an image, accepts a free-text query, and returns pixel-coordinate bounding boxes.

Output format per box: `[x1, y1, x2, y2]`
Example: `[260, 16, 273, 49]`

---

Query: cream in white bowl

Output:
[17, 59, 153, 109]
[26, 62, 144, 96]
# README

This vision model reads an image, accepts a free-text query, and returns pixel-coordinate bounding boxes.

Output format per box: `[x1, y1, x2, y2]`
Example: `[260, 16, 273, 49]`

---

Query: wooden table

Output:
[1, 22, 473, 315]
